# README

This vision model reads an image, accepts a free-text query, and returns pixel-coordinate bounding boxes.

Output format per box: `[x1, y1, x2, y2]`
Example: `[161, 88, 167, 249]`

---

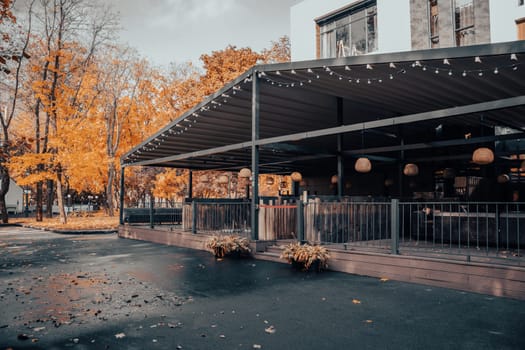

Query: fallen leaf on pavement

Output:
[265, 325, 276, 334]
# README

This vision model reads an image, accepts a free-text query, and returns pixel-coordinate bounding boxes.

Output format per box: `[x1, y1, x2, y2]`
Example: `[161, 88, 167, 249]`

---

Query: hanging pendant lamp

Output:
[239, 168, 251, 178]
[355, 157, 372, 173]
[472, 147, 494, 165]
[403, 163, 419, 176]
[290, 171, 303, 182]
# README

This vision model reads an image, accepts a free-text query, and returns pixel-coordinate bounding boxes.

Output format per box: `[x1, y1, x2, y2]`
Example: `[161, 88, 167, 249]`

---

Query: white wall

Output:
[376, 0, 411, 54]
[4, 178, 23, 213]
[490, 0, 525, 43]
[290, 0, 412, 61]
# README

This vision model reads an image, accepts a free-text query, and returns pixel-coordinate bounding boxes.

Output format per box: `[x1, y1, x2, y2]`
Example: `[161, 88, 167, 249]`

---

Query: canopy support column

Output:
[188, 170, 193, 200]
[251, 72, 260, 240]
[336, 97, 344, 198]
[119, 166, 125, 225]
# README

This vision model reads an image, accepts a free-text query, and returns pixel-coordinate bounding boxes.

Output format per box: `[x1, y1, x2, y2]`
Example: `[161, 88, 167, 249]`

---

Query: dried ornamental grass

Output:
[205, 235, 251, 258]
[280, 242, 329, 271]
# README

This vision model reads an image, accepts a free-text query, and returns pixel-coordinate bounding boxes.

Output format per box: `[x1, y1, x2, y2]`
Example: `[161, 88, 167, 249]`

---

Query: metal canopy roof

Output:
[121, 41, 525, 175]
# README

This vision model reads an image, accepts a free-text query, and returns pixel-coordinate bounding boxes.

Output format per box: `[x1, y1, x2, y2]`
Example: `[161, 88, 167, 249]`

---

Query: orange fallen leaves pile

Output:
[11, 212, 119, 231]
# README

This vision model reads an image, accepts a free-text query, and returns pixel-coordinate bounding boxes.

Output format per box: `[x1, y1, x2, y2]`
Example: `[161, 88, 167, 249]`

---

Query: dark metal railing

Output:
[398, 201, 523, 262]
[304, 199, 392, 250]
[124, 198, 523, 265]
[183, 201, 251, 236]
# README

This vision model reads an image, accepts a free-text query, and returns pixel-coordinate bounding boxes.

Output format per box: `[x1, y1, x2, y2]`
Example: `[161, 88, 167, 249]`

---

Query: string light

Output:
[229, 53, 521, 90]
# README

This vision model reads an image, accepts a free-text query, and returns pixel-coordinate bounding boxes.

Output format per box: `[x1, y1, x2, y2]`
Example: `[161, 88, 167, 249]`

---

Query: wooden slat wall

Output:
[119, 226, 208, 251]
[328, 250, 525, 300]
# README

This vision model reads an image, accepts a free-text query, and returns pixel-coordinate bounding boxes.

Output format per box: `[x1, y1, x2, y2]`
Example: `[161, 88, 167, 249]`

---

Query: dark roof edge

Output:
[120, 66, 257, 165]
[121, 40, 525, 166]
[254, 40, 525, 73]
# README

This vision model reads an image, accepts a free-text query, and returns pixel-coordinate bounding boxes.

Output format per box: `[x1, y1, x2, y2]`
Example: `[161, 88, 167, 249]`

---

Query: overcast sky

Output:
[112, 0, 302, 68]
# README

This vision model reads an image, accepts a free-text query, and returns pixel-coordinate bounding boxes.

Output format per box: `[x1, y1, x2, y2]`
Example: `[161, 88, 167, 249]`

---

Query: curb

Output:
[8, 223, 117, 235]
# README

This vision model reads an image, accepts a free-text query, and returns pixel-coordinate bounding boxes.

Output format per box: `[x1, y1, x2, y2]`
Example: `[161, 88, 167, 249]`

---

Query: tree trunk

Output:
[46, 179, 53, 218]
[106, 162, 115, 216]
[36, 181, 43, 221]
[0, 165, 10, 223]
[56, 165, 67, 224]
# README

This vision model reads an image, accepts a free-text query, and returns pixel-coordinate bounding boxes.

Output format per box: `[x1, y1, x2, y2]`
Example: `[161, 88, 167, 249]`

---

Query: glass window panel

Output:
[336, 24, 350, 57]
[430, 0, 439, 48]
[367, 11, 377, 52]
[351, 8, 366, 23]
[336, 16, 350, 28]
[454, 0, 474, 46]
[351, 18, 366, 55]
[318, 2, 377, 58]
[321, 30, 336, 58]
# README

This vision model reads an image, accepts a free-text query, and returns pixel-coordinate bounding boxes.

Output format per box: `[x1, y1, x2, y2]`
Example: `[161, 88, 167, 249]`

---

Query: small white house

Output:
[2, 178, 24, 214]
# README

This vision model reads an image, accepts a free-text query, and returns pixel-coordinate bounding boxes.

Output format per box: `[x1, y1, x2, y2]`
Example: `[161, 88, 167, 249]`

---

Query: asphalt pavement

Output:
[1, 225, 524, 350]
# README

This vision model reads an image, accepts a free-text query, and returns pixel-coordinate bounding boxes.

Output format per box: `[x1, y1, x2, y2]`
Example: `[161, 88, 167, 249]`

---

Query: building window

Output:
[317, 1, 377, 58]
[454, 0, 475, 46]
[429, 0, 439, 48]
[519, 0, 524, 6]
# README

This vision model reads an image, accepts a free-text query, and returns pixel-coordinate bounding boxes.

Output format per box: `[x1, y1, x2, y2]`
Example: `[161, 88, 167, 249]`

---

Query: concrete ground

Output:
[1, 226, 524, 350]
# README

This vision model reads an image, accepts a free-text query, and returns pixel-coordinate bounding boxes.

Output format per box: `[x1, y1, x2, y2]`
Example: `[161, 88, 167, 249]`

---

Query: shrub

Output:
[280, 242, 329, 271]
[205, 235, 251, 258]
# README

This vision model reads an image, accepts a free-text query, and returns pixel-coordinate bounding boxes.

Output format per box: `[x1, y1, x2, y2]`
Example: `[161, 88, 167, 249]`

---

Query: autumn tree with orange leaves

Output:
[5, 3, 290, 221]
[0, 0, 32, 223]
[8, 0, 117, 223]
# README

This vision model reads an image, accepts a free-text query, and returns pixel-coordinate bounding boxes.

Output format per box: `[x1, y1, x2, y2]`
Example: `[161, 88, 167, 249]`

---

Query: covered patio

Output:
[119, 41, 525, 298]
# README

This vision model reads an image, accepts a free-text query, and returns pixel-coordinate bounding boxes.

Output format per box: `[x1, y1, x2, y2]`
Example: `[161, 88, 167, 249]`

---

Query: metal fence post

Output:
[297, 200, 304, 243]
[192, 201, 197, 234]
[391, 198, 399, 255]
[149, 198, 155, 229]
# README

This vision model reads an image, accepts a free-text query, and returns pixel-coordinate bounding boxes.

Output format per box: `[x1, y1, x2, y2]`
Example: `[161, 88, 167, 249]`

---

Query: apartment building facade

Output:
[291, 0, 525, 61]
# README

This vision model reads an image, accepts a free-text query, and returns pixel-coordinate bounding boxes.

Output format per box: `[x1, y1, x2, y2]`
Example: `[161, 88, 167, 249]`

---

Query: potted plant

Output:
[280, 242, 329, 271]
[205, 234, 251, 259]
